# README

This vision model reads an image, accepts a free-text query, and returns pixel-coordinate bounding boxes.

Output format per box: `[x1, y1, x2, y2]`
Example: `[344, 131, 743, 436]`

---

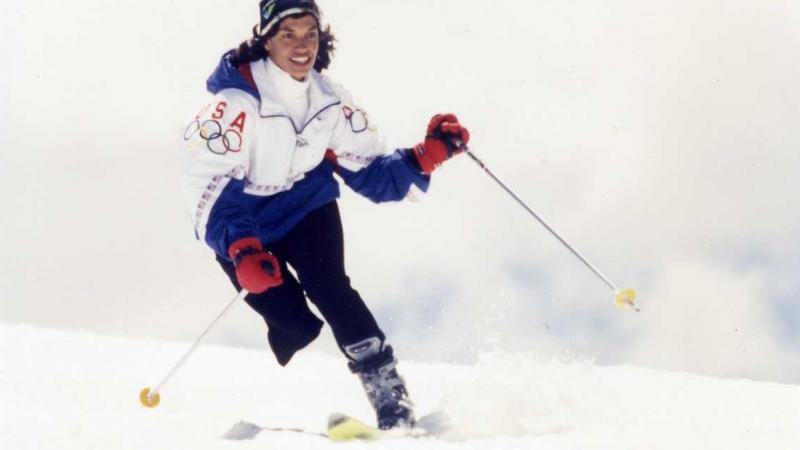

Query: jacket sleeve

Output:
[327, 85, 430, 202]
[181, 89, 259, 258]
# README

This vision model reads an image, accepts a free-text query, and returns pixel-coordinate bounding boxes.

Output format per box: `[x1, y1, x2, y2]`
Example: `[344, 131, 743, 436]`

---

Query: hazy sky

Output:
[1, 0, 799, 383]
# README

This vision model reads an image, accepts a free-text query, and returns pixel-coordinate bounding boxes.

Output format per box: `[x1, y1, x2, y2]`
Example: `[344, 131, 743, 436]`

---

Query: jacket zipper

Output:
[260, 100, 342, 135]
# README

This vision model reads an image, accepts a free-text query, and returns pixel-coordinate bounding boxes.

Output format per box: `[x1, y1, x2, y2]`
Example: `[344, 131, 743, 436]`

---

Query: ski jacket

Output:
[182, 52, 430, 260]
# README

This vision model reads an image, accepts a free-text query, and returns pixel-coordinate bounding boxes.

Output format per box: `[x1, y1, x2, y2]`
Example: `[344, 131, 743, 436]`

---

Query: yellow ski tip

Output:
[327, 413, 382, 441]
[614, 288, 638, 310]
[139, 387, 161, 408]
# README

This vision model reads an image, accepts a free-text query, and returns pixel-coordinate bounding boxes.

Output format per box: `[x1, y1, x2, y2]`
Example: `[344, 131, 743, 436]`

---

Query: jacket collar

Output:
[206, 51, 261, 100]
[250, 58, 340, 131]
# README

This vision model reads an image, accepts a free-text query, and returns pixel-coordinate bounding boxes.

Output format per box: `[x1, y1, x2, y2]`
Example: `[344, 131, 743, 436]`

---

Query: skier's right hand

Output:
[228, 237, 283, 294]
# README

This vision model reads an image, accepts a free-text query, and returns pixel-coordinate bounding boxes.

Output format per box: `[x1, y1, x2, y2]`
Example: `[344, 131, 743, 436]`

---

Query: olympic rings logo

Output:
[342, 106, 369, 133]
[183, 119, 242, 155]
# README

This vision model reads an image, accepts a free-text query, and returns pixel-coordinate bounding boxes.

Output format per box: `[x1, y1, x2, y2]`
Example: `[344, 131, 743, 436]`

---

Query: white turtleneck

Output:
[265, 57, 311, 129]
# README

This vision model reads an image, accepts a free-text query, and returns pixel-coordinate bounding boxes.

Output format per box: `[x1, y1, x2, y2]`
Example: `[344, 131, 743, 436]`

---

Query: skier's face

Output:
[265, 15, 320, 81]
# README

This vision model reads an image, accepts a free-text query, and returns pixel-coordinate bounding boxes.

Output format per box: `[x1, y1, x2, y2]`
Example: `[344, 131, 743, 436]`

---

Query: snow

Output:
[2, 322, 798, 450]
[2, 0, 800, 448]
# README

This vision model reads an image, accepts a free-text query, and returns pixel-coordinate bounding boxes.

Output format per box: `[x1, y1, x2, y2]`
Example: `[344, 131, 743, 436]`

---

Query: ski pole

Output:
[458, 143, 638, 311]
[139, 289, 249, 408]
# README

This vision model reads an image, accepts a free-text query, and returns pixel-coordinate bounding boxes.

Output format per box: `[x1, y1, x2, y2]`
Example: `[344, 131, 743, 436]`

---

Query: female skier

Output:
[182, 0, 469, 430]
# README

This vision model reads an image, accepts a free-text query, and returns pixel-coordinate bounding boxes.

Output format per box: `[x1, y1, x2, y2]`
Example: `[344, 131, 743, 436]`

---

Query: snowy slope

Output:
[1, 322, 798, 450]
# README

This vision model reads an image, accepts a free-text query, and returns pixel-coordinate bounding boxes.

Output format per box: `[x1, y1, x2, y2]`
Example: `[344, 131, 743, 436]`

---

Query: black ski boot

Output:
[343, 337, 415, 430]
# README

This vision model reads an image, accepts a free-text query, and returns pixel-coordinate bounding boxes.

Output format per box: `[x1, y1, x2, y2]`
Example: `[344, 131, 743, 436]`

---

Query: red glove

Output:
[228, 237, 283, 294]
[411, 113, 470, 175]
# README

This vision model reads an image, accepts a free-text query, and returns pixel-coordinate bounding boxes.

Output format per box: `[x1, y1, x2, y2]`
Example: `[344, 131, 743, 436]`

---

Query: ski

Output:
[223, 411, 449, 441]
[222, 420, 327, 440]
[327, 411, 450, 442]
[327, 413, 384, 441]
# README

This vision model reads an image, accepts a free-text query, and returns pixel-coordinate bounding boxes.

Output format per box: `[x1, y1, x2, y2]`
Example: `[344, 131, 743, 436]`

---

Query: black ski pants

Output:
[217, 201, 385, 366]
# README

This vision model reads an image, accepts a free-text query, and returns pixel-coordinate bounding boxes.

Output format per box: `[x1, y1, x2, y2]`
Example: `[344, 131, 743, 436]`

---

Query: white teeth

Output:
[290, 56, 310, 64]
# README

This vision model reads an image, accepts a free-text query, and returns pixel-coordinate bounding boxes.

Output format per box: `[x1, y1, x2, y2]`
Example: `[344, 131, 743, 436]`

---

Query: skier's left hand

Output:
[411, 113, 470, 174]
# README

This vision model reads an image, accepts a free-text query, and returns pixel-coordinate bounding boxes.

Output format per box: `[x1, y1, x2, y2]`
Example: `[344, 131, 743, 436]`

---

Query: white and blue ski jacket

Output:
[182, 52, 430, 259]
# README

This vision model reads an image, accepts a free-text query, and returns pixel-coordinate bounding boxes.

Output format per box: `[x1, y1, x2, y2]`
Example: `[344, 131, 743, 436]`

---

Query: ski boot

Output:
[343, 337, 415, 430]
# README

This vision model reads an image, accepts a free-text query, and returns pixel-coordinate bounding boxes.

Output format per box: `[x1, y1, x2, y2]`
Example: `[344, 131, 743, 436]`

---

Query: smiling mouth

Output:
[290, 56, 312, 65]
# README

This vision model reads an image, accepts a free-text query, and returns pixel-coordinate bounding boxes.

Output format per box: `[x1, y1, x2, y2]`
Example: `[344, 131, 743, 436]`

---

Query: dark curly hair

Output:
[229, 13, 336, 71]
